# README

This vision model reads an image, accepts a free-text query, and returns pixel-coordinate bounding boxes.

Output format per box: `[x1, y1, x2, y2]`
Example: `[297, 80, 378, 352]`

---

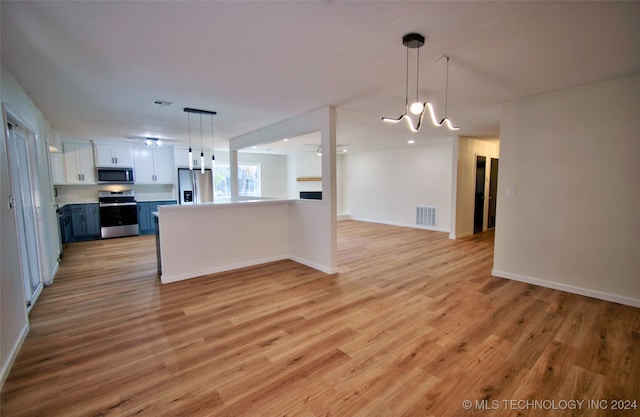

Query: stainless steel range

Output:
[98, 190, 139, 239]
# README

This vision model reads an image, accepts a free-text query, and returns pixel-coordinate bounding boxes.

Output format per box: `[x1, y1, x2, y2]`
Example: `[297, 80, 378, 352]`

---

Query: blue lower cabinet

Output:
[85, 204, 100, 236]
[137, 202, 151, 234]
[70, 203, 100, 241]
[139, 200, 176, 235]
[59, 205, 73, 244]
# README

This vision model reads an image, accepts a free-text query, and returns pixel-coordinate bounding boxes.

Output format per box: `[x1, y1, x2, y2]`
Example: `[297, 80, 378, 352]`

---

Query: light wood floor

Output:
[2, 221, 638, 417]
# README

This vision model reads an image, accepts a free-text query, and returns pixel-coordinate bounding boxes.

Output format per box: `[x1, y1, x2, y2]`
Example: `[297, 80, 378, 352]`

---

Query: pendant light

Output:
[199, 114, 205, 174]
[382, 33, 460, 132]
[382, 33, 428, 132]
[184, 107, 217, 171]
[434, 55, 459, 131]
[210, 114, 215, 170]
[187, 112, 193, 170]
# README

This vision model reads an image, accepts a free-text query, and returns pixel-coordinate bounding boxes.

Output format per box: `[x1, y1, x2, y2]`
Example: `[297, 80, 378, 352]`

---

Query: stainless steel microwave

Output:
[97, 168, 135, 184]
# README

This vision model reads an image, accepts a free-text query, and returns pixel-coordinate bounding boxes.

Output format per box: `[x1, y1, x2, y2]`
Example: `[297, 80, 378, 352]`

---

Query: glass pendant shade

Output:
[409, 102, 424, 115]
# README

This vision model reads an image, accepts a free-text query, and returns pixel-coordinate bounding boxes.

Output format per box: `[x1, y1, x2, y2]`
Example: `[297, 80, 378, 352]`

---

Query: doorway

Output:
[473, 156, 486, 233]
[488, 158, 499, 229]
[5, 122, 43, 309]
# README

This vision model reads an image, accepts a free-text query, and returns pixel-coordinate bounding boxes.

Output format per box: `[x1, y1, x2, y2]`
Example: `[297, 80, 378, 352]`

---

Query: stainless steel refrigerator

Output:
[178, 168, 213, 204]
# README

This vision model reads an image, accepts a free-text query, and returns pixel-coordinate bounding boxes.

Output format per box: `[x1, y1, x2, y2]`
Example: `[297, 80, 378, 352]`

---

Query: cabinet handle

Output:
[115, 157, 118, 164]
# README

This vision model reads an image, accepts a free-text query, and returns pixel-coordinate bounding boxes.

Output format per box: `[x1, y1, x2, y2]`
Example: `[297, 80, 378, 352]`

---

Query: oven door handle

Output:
[99, 202, 138, 207]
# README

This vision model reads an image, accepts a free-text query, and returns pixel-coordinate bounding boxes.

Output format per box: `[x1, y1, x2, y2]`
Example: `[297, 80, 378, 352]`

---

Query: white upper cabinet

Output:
[50, 153, 65, 185]
[152, 147, 175, 183]
[133, 146, 175, 184]
[94, 143, 134, 167]
[63, 142, 96, 184]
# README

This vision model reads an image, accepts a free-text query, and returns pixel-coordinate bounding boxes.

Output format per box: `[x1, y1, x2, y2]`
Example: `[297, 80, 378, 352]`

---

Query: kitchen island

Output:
[156, 197, 337, 283]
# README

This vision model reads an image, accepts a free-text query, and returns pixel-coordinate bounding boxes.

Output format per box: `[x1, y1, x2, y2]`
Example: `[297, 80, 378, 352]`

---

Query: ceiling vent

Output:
[152, 99, 173, 107]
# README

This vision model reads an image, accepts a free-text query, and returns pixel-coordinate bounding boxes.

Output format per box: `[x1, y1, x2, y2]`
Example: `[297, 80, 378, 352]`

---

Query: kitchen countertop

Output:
[158, 197, 299, 210]
[56, 199, 177, 206]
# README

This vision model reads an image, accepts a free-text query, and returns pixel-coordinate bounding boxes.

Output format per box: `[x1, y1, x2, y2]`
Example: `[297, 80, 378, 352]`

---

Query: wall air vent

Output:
[416, 205, 437, 227]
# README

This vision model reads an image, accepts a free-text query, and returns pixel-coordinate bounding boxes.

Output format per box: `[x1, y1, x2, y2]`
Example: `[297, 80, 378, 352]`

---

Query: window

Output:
[214, 163, 261, 197]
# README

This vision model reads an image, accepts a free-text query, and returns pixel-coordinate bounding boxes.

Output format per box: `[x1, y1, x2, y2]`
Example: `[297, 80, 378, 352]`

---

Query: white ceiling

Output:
[2, 1, 639, 154]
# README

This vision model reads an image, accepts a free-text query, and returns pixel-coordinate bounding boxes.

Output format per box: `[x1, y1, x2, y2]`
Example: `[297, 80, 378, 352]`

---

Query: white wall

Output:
[230, 106, 338, 274]
[454, 137, 500, 238]
[288, 152, 323, 198]
[159, 202, 290, 283]
[494, 74, 640, 307]
[173, 148, 289, 200]
[1, 66, 60, 385]
[238, 152, 288, 199]
[344, 138, 454, 232]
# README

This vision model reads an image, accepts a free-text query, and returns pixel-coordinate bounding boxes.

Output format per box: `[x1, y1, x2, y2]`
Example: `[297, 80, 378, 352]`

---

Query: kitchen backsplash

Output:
[55, 184, 175, 204]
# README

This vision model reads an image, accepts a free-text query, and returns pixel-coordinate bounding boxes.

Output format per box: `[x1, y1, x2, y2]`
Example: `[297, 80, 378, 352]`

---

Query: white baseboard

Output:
[160, 254, 337, 284]
[337, 213, 352, 221]
[44, 260, 60, 286]
[288, 255, 338, 274]
[449, 231, 473, 240]
[492, 269, 640, 308]
[1, 323, 29, 389]
[350, 216, 449, 234]
[161, 255, 288, 284]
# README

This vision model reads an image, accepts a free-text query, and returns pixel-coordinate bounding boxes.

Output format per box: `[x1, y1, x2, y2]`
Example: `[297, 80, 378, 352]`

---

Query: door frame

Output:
[3, 104, 45, 310]
[473, 155, 486, 233]
[488, 158, 499, 229]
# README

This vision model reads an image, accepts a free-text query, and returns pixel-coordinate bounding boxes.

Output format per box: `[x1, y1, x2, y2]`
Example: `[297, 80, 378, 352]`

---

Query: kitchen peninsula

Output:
[157, 106, 338, 284]
[156, 197, 335, 283]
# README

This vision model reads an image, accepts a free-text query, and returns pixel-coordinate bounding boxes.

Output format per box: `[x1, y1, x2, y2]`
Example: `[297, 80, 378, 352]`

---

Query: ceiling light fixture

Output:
[186, 112, 193, 170]
[144, 138, 162, 147]
[435, 55, 459, 131]
[210, 113, 215, 171]
[184, 107, 217, 172]
[199, 113, 205, 174]
[382, 33, 460, 132]
[382, 33, 428, 132]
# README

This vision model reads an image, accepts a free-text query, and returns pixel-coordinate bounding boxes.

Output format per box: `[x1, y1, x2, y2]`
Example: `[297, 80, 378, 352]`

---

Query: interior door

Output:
[488, 158, 499, 229]
[6, 123, 43, 308]
[473, 155, 486, 234]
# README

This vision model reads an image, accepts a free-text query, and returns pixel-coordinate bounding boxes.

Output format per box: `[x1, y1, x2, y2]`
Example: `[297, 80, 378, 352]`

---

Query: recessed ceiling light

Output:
[283, 138, 288, 142]
[342, 149, 348, 152]
[153, 99, 173, 107]
[408, 139, 415, 144]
